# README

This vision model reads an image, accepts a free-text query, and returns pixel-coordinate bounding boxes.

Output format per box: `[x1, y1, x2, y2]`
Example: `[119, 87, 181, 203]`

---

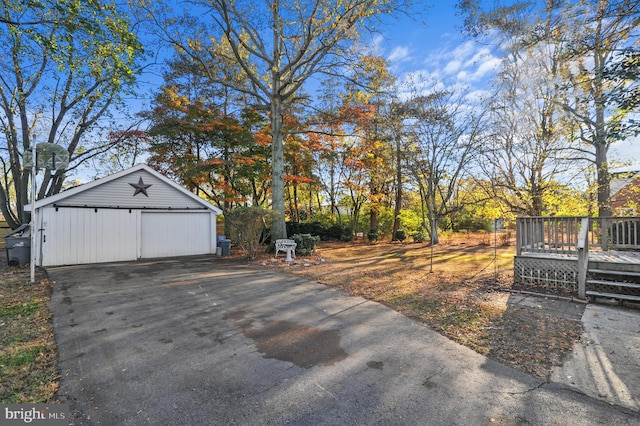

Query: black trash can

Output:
[4, 224, 31, 267]
[219, 239, 231, 256]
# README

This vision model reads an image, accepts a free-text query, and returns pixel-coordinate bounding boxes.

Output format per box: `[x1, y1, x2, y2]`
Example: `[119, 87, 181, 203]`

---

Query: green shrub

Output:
[291, 233, 321, 256]
[412, 230, 428, 243]
[340, 230, 353, 242]
[287, 221, 327, 237]
[326, 223, 351, 240]
[367, 228, 378, 242]
[394, 229, 406, 242]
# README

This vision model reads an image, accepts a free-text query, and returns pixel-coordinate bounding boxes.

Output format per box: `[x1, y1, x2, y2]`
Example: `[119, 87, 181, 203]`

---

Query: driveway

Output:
[48, 256, 638, 425]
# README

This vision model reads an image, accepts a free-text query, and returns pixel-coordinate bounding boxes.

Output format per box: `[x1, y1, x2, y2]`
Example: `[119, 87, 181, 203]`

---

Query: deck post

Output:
[516, 217, 522, 255]
[577, 218, 589, 299]
[601, 217, 609, 251]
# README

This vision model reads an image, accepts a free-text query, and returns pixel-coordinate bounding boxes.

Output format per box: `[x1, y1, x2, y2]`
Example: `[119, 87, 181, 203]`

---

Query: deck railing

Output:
[516, 216, 640, 255]
[516, 216, 584, 255]
[588, 217, 640, 250]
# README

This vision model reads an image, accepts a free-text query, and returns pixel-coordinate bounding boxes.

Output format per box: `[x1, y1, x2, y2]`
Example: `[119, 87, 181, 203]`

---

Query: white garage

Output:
[27, 164, 222, 267]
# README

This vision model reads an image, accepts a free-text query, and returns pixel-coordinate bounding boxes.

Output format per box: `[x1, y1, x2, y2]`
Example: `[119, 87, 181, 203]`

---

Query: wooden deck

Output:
[515, 216, 640, 302]
[589, 250, 640, 264]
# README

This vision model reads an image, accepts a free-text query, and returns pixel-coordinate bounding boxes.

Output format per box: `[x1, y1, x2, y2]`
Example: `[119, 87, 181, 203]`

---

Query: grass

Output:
[0, 266, 59, 403]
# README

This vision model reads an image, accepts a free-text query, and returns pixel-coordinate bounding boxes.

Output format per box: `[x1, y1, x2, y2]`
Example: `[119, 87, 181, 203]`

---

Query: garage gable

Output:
[30, 164, 222, 213]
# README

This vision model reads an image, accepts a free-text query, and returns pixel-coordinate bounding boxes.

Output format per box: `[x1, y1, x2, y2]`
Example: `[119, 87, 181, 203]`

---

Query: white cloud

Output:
[388, 46, 412, 63]
[443, 60, 462, 75]
[370, 34, 386, 54]
[463, 47, 493, 68]
[464, 89, 491, 104]
[451, 41, 478, 62]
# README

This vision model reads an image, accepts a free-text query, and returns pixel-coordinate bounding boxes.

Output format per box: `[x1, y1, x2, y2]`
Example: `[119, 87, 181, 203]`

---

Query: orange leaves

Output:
[201, 158, 225, 166]
[231, 155, 257, 166]
[254, 132, 272, 146]
[285, 174, 316, 184]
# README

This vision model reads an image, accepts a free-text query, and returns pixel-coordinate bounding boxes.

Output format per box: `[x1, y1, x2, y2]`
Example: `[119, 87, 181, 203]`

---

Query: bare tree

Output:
[478, 16, 577, 215]
[558, 0, 640, 216]
[459, 0, 640, 217]
[405, 88, 483, 244]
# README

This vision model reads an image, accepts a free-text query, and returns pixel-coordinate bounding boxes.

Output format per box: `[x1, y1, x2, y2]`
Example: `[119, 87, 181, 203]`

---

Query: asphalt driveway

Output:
[48, 256, 639, 425]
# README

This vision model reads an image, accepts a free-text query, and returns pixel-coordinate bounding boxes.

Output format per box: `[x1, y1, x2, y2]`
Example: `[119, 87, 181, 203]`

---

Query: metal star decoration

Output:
[129, 176, 152, 197]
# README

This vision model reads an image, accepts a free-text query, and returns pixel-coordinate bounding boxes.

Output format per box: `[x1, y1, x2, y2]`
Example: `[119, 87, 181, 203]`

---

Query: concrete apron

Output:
[551, 304, 640, 411]
[48, 256, 639, 425]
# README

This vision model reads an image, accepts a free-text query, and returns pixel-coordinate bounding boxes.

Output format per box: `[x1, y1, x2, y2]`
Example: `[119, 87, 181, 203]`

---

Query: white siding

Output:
[40, 207, 138, 266]
[57, 170, 204, 209]
[140, 211, 213, 258]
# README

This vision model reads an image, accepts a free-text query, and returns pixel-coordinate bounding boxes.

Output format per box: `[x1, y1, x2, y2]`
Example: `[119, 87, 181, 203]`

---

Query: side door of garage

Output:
[140, 211, 212, 259]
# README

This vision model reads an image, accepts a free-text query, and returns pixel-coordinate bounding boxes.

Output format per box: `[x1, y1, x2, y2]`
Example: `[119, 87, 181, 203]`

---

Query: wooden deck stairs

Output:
[586, 257, 640, 305]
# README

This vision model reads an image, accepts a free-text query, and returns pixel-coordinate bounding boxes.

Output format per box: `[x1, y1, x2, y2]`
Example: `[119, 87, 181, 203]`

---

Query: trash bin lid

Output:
[4, 224, 30, 239]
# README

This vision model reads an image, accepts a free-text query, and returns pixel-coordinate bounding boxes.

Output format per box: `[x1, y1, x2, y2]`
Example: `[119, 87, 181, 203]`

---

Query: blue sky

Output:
[370, 3, 639, 171]
[377, 2, 500, 93]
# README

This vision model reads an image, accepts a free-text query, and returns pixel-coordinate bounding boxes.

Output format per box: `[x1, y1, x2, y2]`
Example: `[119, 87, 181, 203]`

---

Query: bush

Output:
[291, 233, 321, 256]
[287, 221, 327, 238]
[340, 233, 353, 242]
[286, 221, 364, 241]
[412, 230, 428, 243]
[394, 229, 406, 242]
[226, 206, 278, 259]
[367, 228, 378, 242]
[326, 223, 351, 240]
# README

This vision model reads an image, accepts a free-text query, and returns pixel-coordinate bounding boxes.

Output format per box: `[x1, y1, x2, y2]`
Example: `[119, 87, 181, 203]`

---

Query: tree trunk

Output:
[270, 102, 287, 239]
[595, 142, 611, 217]
[392, 135, 402, 240]
[369, 208, 378, 231]
[431, 216, 439, 245]
[292, 183, 300, 222]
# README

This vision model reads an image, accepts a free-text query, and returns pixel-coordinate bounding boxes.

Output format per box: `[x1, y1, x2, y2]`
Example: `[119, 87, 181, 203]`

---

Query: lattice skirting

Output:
[514, 255, 578, 292]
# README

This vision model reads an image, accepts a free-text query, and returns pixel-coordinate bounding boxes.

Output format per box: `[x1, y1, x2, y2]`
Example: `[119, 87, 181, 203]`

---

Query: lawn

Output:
[0, 226, 58, 403]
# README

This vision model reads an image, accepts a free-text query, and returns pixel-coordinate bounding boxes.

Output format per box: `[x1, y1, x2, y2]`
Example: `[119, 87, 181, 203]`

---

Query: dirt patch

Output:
[244, 234, 585, 380]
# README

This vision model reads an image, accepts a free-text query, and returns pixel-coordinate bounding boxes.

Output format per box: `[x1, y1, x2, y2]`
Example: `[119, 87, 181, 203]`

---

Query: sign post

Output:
[30, 144, 37, 283]
[25, 143, 69, 283]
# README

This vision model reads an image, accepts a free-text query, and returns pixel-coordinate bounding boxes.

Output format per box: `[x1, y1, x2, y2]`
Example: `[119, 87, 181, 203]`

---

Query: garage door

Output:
[41, 208, 137, 266]
[140, 211, 212, 259]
